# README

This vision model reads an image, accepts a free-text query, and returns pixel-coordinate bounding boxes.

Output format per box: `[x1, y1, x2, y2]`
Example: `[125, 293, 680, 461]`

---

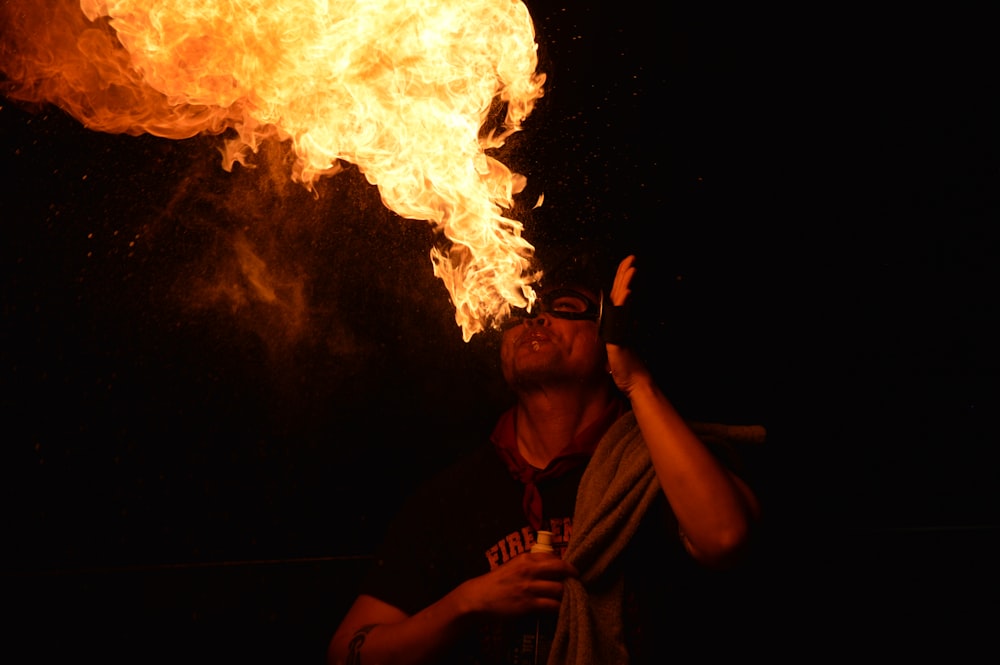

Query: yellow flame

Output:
[3, 0, 545, 340]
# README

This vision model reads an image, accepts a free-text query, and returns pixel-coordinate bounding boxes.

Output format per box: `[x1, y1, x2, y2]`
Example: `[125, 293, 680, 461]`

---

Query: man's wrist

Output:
[620, 372, 656, 401]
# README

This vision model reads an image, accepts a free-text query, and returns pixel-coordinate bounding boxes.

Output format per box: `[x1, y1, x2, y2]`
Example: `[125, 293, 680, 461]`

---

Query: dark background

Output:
[3, 2, 997, 662]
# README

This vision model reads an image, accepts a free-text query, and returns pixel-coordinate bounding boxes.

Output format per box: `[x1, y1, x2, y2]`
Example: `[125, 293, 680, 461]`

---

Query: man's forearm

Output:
[626, 376, 760, 566]
[330, 589, 477, 665]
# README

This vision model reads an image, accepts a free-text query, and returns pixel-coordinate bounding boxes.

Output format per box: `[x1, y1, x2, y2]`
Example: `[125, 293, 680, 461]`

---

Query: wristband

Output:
[598, 295, 634, 346]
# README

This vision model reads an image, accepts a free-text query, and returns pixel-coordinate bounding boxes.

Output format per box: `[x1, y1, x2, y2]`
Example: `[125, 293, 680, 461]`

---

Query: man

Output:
[328, 253, 761, 664]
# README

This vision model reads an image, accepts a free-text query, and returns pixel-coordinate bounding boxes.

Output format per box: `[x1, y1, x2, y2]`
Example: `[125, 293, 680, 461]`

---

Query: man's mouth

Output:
[520, 331, 550, 350]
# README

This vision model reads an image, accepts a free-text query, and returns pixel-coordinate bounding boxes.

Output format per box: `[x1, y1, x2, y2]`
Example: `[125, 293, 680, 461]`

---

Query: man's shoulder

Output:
[430, 442, 506, 484]
[403, 441, 508, 501]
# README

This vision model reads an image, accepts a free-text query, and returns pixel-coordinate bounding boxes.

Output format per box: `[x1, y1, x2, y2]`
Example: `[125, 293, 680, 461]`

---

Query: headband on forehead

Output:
[500, 287, 602, 329]
[500, 286, 633, 347]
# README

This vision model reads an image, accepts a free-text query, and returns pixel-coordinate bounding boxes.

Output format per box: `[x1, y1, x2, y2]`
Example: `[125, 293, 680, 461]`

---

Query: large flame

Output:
[1, 0, 545, 340]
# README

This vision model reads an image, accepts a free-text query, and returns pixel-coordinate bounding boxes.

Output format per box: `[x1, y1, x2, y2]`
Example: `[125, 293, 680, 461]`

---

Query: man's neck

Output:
[514, 384, 617, 469]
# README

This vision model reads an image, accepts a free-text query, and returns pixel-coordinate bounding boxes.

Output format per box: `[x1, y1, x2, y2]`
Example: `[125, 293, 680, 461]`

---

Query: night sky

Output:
[3, 1, 998, 661]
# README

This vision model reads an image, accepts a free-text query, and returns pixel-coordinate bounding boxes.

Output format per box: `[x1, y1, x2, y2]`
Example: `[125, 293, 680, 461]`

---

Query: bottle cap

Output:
[531, 530, 555, 554]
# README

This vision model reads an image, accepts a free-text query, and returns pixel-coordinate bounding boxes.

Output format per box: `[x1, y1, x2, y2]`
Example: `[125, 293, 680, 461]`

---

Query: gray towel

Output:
[547, 411, 658, 664]
[547, 414, 765, 664]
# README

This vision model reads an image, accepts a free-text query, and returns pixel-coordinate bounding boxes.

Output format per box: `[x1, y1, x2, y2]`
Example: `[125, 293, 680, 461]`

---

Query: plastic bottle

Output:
[528, 530, 556, 664]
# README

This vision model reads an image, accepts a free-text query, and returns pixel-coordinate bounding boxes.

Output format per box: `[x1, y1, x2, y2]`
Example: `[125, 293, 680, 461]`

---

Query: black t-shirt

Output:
[359, 435, 744, 664]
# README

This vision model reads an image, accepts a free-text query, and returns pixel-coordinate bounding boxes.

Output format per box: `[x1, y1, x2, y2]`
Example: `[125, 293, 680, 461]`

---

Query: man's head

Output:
[499, 274, 610, 393]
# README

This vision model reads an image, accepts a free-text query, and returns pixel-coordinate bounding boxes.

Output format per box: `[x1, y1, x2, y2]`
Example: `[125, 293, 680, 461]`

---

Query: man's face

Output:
[499, 286, 607, 390]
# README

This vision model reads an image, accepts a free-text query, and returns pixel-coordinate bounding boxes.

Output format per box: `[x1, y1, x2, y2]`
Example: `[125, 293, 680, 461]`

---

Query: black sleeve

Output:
[358, 477, 453, 616]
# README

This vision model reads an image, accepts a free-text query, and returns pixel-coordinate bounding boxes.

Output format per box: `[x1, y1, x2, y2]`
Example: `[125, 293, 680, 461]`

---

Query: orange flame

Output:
[1, 0, 545, 340]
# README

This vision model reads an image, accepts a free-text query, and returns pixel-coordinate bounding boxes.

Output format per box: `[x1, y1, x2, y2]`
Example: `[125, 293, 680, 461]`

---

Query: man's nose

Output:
[523, 310, 550, 325]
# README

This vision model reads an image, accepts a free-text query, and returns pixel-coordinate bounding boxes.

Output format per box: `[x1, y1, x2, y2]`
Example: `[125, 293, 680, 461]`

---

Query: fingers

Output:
[528, 554, 579, 580]
[472, 554, 576, 618]
[526, 579, 568, 602]
[601, 254, 638, 345]
[610, 254, 636, 306]
[517, 558, 574, 607]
